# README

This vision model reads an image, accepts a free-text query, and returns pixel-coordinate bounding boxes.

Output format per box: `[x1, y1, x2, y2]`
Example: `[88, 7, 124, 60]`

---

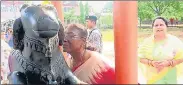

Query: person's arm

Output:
[170, 37, 183, 67]
[138, 36, 163, 68]
[168, 58, 183, 67]
[140, 58, 162, 67]
[140, 58, 151, 65]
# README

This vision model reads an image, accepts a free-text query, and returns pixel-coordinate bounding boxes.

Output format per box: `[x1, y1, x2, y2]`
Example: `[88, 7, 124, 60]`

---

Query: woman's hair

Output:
[152, 16, 168, 27]
[66, 23, 88, 40]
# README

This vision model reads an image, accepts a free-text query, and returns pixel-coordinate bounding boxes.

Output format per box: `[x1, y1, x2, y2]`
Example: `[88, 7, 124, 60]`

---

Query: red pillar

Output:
[51, 1, 64, 23]
[113, 1, 138, 84]
[51, 1, 68, 61]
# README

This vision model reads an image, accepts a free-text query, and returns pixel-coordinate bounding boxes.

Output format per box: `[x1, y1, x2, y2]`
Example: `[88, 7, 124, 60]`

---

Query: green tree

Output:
[146, 0, 175, 16]
[64, 8, 78, 23]
[138, 1, 154, 27]
[79, 1, 85, 24]
[103, 1, 113, 13]
[138, 0, 183, 24]
[100, 14, 113, 29]
[162, 1, 183, 20]
[85, 2, 89, 16]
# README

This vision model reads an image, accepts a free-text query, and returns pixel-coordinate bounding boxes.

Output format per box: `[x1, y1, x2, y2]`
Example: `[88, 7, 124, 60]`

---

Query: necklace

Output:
[12, 34, 59, 84]
[12, 49, 56, 84]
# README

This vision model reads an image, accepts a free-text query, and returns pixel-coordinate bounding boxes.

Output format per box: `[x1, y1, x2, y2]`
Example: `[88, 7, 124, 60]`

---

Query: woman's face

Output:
[153, 19, 167, 36]
[63, 27, 85, 53]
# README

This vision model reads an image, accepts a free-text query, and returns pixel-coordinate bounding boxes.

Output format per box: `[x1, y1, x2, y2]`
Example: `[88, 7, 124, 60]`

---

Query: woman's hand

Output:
[151, 60, 161, 67]
[154, 60, 171, 73]
[77, 79, 88, 85]
[158, 60, 171, 67]
[150, 60, 166, 73]
[74, 76, 88, 85]
[78, 81, 88, 84]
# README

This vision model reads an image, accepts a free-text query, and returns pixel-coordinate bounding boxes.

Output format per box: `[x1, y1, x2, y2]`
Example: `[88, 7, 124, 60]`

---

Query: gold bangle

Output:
[169, 60, 172, 66]
[172, 60, 174, 66]
[168, 60, 171, 66]
[148, 60, 150, 66]
[150, 60, 153, 67]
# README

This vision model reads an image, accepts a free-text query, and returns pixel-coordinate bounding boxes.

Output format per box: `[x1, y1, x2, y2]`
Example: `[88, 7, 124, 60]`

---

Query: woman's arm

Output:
[156, 58, 183, 68]
[140, 58, 150, 65]
[140, 58, 161, 67]
[170, 58, 183, 67]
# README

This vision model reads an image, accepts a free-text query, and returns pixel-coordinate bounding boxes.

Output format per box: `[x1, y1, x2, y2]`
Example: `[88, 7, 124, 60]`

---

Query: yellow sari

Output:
[138, 34, 183, 84]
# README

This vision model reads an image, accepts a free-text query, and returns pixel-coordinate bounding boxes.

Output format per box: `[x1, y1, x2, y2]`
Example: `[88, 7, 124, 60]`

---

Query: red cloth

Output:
[72, 56, 115, 84]
[92, 63, 115, 84]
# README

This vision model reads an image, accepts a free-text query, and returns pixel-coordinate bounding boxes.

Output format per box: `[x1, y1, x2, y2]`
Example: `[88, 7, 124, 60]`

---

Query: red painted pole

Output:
[51, 1, 64, 23]
[51, 1, 68, 61]
[113, 1, 138, 84]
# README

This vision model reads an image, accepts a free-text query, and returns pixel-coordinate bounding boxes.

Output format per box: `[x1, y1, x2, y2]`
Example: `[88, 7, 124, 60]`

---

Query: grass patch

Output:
[101, 29, 114, 42]
[100, 27, 183, 43]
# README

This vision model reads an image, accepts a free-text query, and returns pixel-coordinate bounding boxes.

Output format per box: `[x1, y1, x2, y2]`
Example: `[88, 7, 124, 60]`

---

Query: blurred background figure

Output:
[85, 15, 103, 53]
[1, 30, 11, 84]
[6, 28, 13, 48]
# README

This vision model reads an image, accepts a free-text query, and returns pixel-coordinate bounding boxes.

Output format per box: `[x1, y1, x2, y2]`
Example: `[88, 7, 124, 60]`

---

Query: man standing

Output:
[85, 15, 103, 53]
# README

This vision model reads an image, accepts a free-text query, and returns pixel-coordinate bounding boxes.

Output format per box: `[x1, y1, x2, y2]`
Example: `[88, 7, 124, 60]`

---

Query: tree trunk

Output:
[156, 11, 161, 16]
[139, 18, 142, 28]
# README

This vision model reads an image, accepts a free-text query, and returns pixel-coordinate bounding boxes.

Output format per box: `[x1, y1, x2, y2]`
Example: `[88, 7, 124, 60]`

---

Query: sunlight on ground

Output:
[101, 29, 114, 60]
[101, 29, 114, 42]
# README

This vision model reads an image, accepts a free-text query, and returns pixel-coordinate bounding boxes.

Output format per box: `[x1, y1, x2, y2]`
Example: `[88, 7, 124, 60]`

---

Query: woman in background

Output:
[138, 17, 183, 84]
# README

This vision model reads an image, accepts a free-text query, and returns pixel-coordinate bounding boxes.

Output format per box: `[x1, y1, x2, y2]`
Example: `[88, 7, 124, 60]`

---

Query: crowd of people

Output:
[1, 25, 13, 84]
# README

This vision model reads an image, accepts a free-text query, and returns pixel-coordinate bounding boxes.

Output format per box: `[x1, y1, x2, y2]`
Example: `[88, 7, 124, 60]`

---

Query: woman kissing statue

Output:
[8, 4, 86, 84]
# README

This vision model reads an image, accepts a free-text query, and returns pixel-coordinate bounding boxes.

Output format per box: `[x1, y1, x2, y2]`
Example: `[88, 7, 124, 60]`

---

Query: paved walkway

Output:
[102, 41, 114, 60]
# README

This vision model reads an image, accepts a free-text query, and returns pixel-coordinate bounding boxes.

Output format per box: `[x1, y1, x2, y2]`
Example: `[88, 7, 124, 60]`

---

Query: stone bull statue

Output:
[8, 4, 83, 84]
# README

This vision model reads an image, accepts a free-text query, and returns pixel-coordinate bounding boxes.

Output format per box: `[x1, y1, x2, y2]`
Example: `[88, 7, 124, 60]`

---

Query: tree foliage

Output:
[79, 1, 85, 24]
[138, 0, 183, 22]
[138, 1, 154, 27]
[103, 1, 113, 13]
[99, 14, 113, 29]
[64, 8, 78, 23]
[79, 1, 89, 24]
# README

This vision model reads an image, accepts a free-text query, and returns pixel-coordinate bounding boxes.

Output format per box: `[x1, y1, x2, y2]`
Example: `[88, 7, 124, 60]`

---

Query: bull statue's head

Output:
[13, 4, 64, 52]
[8, 4, 81, 84]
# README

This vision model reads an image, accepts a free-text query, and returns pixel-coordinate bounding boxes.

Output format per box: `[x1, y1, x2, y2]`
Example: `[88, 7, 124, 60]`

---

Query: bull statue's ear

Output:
[13, 17, 24, 51]
[58, 20, 65, 46]
[20, 4, 29, 12]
